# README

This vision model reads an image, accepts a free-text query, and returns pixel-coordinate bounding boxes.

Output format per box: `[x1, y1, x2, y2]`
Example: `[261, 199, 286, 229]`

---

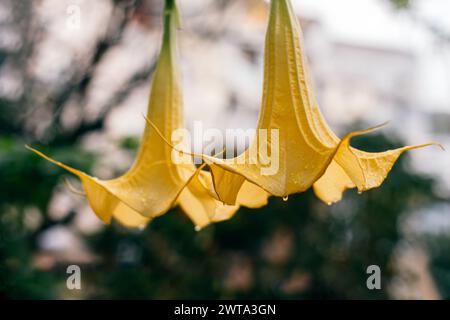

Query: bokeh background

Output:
[1, 0, 449, 299]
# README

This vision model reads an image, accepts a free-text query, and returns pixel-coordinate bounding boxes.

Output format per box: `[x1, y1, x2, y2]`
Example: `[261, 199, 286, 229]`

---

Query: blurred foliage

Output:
[423, 236, 450, 299]
[1, 127, 441, 299]
[0, 133, 95, 299]
[79, 133, 438, 299]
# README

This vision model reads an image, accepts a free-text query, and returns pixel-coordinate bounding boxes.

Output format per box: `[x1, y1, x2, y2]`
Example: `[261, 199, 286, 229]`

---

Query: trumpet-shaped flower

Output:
[198, 0, 437, 206]
[27, 0, 266, 230]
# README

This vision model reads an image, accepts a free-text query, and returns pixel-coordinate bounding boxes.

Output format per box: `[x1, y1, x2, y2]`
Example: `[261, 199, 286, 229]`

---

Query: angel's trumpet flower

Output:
[198, 0, 438, 206]
[27, 0, 264, 230]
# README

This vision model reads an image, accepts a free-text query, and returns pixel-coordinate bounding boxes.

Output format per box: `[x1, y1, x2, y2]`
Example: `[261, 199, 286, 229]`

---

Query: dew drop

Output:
[327, 202, 332, 206]
[283, 196, 289, 202]
[195, 226, 201, 232]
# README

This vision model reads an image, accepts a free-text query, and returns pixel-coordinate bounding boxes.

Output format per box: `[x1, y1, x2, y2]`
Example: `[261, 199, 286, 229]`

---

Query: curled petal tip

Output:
[424, 142, 444, 152]
[404, 142, 445, 152]
[343, 121, 390, 140]
[64, 178, 86, 196]
[144, 115, 203, 159]
[435, 143, 446, 152]
[362, 121, 391, 132]
[373, 120, 391, 130]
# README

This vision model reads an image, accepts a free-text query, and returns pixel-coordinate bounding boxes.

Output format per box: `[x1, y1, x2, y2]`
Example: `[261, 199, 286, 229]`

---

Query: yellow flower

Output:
[27, 0, 266, 230]
[28, 0, 439, 231]
[197, 0, 438, 206]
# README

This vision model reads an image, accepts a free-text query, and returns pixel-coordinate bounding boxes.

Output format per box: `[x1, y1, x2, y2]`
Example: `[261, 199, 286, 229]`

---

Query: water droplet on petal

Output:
[195, 226, 201, 232]
[327, 202, 332, 206]
[283, 196, 289, 202]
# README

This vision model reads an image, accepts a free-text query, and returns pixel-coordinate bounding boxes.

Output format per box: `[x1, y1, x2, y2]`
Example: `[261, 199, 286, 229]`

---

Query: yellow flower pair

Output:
[28, 0, 437, 230]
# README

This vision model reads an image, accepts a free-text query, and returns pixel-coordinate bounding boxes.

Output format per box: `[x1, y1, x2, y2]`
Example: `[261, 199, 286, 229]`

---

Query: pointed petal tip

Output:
[144, 115, 203, 159]
[25, 144, 40, 154]
[63, 178, 86, 196]
[432, 142, 445, 152]
[342, 121, 390, 140]
[26, 144, 54, 163]
[404, 142, 445, 152]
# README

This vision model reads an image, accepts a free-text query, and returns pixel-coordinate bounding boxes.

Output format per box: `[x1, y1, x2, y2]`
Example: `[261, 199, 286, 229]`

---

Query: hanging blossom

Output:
[29, 0, 440, 230]
[189, 0, 440, 206]
[27, 0, 268, 230]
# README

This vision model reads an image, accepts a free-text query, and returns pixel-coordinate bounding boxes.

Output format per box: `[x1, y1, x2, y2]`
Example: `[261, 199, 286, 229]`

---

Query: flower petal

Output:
[27, 0, 190, 226]
[199, 0, 435, 206]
